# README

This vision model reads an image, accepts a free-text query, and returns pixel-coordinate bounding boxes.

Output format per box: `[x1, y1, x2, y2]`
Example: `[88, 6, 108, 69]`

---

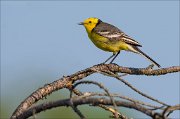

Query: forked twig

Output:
[71, 80, 120, 118]
[94, 69, 169, 106]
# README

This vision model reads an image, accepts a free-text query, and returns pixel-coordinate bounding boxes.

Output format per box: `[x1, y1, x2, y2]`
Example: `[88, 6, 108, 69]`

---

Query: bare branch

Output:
[16, 97, 165, 119]
[162, 104, 180, 117]
[10, 64, 180, 119]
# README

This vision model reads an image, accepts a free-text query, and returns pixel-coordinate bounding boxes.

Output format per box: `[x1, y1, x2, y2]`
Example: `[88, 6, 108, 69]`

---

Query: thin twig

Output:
[71, 89, 126, 118]
[72, 80, 119, 119]
[99, 69, 169, 106]
[71, 88, 163, 110]
[88, 92, 164, 110]
[69, 98, 86, 119]
[118, 73, 129, 77]
[97, 104, 128, 119]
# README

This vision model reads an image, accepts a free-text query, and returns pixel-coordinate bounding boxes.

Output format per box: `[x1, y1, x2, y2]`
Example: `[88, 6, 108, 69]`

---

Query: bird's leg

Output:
[110, 51, 120, 63]
[103, 53, 116, 64]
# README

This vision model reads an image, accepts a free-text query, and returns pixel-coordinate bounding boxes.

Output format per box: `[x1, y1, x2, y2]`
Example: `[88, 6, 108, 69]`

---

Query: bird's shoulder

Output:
[93, 22, 142, 47]
[93, 22, 122, 36]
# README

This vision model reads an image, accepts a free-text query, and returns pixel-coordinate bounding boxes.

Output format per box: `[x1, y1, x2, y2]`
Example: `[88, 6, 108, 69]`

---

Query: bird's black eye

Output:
[89, 21, 92, 23]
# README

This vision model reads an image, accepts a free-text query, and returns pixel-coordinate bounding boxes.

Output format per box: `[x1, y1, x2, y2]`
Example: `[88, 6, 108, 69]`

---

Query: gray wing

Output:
[93, 22, 142, 47]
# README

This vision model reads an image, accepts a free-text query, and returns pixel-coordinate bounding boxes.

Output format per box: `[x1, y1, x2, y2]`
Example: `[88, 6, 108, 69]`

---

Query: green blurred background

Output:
[1, 1, 179, 118]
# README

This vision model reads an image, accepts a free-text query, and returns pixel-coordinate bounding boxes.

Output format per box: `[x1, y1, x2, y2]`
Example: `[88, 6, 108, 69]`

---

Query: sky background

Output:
[1, 1, 179, 118]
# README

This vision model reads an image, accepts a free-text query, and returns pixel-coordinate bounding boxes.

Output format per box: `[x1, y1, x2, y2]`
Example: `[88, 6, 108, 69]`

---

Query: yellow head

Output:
[79, 17, 101, 33]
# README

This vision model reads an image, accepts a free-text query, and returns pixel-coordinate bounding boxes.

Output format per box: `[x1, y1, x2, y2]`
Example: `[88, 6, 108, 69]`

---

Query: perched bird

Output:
[79, 17, 160, 67]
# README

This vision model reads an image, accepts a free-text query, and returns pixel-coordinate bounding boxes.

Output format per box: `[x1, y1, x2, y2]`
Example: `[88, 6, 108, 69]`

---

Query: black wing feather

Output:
[93, 22, 142, 47]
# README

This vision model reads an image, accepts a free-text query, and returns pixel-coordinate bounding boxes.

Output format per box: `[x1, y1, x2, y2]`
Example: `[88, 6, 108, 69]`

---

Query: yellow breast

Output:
[88, 31, 129, 53]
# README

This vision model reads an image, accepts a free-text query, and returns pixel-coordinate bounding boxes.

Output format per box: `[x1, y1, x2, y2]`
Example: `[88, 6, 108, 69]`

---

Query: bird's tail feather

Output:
[129, 46, 161, 68]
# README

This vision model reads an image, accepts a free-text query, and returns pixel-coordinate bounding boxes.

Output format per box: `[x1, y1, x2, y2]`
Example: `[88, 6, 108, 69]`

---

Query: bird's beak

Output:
[78, 22, 84, 25]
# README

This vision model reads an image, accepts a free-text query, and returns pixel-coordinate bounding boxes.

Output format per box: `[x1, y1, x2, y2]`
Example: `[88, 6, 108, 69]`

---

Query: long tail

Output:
[129, 46, 161, 67]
